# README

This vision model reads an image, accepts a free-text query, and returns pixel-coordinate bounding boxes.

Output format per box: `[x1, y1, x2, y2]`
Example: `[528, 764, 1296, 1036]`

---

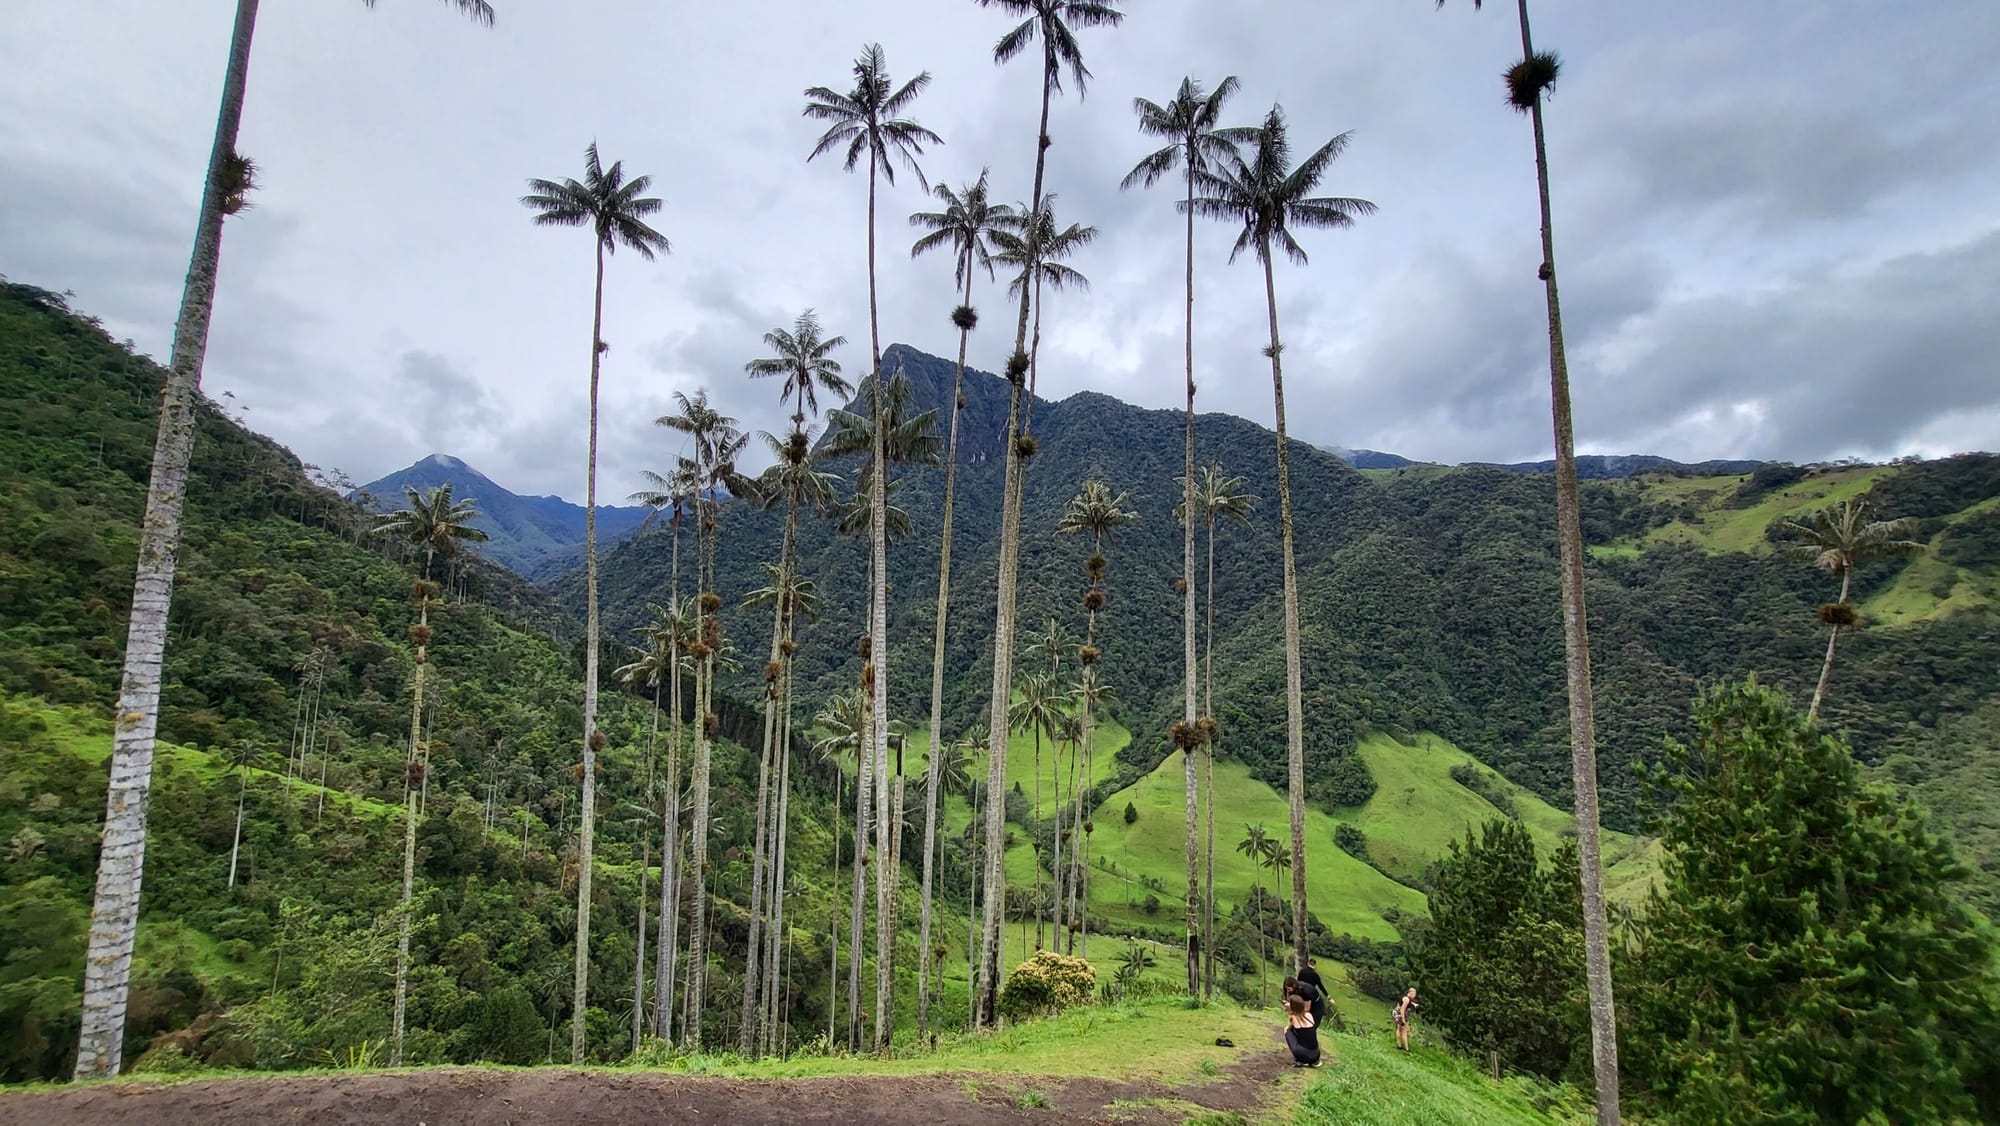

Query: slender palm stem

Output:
[75, 0, 260, 1080]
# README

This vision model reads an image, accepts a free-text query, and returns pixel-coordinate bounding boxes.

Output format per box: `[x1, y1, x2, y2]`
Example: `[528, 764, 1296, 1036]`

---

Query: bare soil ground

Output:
[0, 1053, 1297, 1125]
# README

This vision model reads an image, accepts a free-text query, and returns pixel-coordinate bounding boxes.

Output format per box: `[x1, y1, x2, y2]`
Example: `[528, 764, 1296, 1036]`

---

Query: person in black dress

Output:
[1284, 994, 1321, 1067]
[1283, 975, 1327, 1027]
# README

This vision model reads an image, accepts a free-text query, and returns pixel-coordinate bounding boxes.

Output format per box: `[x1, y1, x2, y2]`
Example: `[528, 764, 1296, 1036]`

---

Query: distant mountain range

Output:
[1329, 447, 1766, 478]
[357, 454, 652, 581]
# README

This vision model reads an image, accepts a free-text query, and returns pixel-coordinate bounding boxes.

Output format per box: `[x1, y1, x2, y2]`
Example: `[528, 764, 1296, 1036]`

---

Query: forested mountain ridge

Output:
[358, 455, 651, 581]
[578, 341, 2000, 901]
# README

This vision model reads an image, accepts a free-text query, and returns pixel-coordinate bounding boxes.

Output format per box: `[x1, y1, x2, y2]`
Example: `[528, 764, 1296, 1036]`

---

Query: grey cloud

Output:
[3, 0, 1998, 505]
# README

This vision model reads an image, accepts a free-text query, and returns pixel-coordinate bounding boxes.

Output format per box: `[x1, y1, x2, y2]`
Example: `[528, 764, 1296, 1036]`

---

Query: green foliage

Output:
[1405, 821, 1583, 1080]
[1624, 680, 2000, 1122]
[461, 984, 544, 1065]
[1123, 801, 1137, 825]
[998, 951, 1097, 1022]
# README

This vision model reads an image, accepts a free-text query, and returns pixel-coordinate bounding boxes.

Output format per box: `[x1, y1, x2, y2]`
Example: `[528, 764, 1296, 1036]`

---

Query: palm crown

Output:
[374, 484, 489, 562]
[980, 0, 1126, 95]
[804, 43, 944, 191]
[1777, 500, 1924, 578]
[362, 0, 495, 26]
[1178, 465, 1260, 526]
[521, 142, 672, 260]
[990, 196, 1097, 301]
[745, 310, 852, 427]
[1187, 106, 1376, 265]
[824, 372, 944, 476]
[909, 169, 1015, 287]
[1120, 76, 1243, 191]
[1057, 479, 1138, 545]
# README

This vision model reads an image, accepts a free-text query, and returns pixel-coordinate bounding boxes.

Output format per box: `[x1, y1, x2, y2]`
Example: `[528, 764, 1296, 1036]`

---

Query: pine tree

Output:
[1406, 819, 1583, 1079]
[1626, 679, 2000, 1122]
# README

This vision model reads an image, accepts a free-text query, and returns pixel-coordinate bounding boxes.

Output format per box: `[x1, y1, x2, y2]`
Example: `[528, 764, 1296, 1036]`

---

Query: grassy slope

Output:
[646, 997, 1583, 1125]
[1343, 732, 1659, 900]
[1623, 466, 1890, 555]
[1295, 1035, 1587, 1125]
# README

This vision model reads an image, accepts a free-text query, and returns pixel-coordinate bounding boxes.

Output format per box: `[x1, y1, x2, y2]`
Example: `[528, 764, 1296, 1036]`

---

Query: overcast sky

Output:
[4, 1, 1997, 501]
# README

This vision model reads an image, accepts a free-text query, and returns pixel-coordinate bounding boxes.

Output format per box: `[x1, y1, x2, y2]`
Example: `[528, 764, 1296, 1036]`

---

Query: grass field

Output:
[1295, 1033, 1589, 1124]
[1625, 465, 1888, 555]
[1343, 732, 1659, 900]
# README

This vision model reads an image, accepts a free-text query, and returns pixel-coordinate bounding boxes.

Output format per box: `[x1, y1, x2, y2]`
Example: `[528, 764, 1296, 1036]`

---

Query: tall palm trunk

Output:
[863, 156, 897, 1053]
[1512, 4, 1619, 1118]
[977, 39, 1056, 1030]
[1051, 730, 1064, 945]
[828, 763, 842, 1048]
[571, 239, 608, 1064]
[1257, 244, 1310, 975]
[1808, 569, 1852, 720]
[1033, 728, 1045, 949]
[74, 0, 259, 1080]
[631, 825, 650, 1053]
[1202, 517, 1218, 997]
[918, 262, 976, 1039]
[848, 670, 873, 1050]
[763, 634, 798, 1056]
[652, 517, 683, 1041]
[390, 546, 435, 1066]
[741, 489, 801, 1052]
[685, 499, 717, 1047]
[227, 764, 249, 888]
[1179, 160, 1204, 999]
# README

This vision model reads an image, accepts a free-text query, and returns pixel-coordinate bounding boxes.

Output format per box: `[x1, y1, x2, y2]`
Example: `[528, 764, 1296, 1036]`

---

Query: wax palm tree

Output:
[1777, 500, 1923, 719]
[988, 197, 1096, 415]
[522, 141, 671, 1062]
[746, 310, 852, 431]
[1188, 106, 1373, 979]
[738, 313, 848, 1053]
[74, 2, 496, 1080]
[1236, 823, 1273, 1003]
[742, 558, 825, 1055]
[1433, 4, 1615, 1114]
[908, 169, 1013, 1038]
[1065, 672, 1114, 956]
[813, 691, 865, 1046]
[1121, 75, 1241, 990]
[224, 741, 267, 890]
[739, 480, 836, 1056]
[628, 459, 697, 1041]
[373, 484, 485, 1064]
[655, 389, 742, 1047]
[1010, 671, 1070, 949]
[1179, 465, 1256, 995]
[971, 0, 1124, 1029]
[1055, 480, 1133, 958]
[806, 42, 941, 1049]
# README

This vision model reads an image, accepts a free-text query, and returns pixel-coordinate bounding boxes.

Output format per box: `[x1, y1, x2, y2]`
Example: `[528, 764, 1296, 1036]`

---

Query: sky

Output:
[3, 1, 1997, 502]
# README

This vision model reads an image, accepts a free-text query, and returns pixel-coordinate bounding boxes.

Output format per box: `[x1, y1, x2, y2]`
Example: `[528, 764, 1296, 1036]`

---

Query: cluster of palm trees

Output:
[75, 0, 1634, 1118]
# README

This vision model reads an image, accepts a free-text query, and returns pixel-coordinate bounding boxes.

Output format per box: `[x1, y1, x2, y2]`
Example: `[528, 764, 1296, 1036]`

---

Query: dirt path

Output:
[0, 1054, 1298, 1125]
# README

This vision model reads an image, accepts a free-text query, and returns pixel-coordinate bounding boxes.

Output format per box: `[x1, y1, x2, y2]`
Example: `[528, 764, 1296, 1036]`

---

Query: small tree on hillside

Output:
[1626, 679, 2000, 1122]
[1405, 819, 1583, 1079]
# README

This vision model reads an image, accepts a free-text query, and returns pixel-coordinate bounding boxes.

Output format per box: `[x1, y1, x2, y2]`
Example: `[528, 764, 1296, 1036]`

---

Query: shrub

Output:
[1123, 801, 1138, 825]
[998, 950, 1096, 1022]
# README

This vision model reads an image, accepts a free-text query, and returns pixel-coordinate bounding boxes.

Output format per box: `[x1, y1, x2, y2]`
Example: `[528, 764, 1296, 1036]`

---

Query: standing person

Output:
[1283, 994, 1321, 1068]
[1297, 957, 1325, 997]
[1394, 987, 1420, 1052]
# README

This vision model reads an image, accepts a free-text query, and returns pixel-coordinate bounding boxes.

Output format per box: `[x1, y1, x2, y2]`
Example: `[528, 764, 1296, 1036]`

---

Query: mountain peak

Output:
[360, 455, 651, 581]
[421, 453, 470, 470]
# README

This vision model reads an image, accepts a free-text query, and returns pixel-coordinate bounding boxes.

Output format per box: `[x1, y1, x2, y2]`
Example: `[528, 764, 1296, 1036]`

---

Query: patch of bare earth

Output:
[0, 1052, 1297, 1125]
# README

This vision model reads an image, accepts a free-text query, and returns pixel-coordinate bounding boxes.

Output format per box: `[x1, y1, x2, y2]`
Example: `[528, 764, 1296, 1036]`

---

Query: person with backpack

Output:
[1394, 987, 1420, 1052]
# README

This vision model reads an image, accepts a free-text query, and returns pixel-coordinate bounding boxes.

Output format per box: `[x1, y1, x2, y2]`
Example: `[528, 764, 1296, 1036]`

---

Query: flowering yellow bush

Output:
[998, 950, 1097, 1021]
